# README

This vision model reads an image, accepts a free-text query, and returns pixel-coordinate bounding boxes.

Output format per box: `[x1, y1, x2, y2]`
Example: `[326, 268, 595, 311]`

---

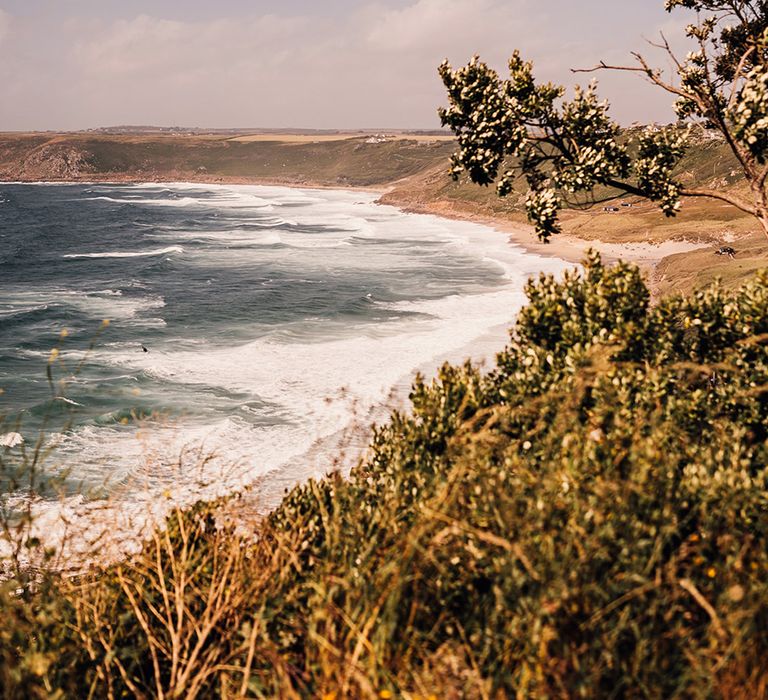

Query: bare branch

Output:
[572, 60, 650, 77]
[647, 31, 684, 71]
[757, 161, 768, 191]
[573, 55, 693, 101]
[575, 47, 758, 184]
[679, 578, 728, 640]
[728, 44, 756, 109]
[602, 177, 655, 199]
[681, 187, 758, 215]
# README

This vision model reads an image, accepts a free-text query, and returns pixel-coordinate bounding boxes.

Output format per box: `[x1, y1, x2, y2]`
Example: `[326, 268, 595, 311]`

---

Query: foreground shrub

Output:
[2, 253, 767, 698]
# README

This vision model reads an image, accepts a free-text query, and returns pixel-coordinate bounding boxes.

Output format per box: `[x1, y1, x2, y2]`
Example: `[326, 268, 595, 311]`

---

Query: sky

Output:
[0, 0, 696, 131]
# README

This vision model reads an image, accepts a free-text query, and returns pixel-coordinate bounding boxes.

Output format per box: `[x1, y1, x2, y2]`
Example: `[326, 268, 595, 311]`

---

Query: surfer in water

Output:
[141, 344, 149, 353]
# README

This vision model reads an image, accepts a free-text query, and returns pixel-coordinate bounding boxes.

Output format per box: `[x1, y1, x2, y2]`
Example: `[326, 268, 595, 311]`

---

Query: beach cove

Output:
[0, 180, 570, 563]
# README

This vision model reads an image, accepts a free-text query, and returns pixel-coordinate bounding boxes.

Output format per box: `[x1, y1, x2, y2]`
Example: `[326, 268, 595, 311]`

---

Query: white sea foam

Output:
[0, 303, 49, 319]
[63, 246, 183, 259]
[87, 260, 560, 514]
[2, 288, 165, 321]
[0, 433, 24, 448]
[88, 189, 276, 211]
[4, 182, 572, 568]
[153, 228, 284, 246]
[201, 193, 274, 209]
[87, 195, 201, 208]
[55, 397, 84, 407]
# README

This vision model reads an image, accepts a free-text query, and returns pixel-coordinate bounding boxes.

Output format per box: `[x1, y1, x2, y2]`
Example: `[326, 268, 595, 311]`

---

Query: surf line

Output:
[63, 246, 183, 260]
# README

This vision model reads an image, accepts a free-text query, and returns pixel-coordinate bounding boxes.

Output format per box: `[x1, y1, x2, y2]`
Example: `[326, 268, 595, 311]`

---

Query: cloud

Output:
[74, 14, 310, 77]
[0, 0, 680, 131]
[361, 0, 556, 79]
[366, 0, 521, 52]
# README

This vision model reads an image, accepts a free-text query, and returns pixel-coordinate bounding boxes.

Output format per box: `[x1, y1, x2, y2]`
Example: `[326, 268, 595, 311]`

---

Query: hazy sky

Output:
[0, 0, 696, 131]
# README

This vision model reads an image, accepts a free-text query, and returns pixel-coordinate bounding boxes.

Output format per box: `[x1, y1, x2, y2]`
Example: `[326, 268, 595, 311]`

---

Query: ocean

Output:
[0, 182, 568, 551]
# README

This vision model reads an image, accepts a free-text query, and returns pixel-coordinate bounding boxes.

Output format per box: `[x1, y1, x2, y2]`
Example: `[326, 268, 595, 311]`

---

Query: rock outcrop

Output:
[20, 143, 96, 179]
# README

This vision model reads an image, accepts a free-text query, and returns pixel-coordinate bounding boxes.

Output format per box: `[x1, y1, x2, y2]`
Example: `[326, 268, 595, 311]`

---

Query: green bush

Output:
[2, 253, 767, 698]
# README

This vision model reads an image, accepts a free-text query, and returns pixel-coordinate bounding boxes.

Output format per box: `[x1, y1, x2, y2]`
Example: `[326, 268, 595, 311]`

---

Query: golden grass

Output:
[558, 196, 758, 245]
[654, 229, 768, 295]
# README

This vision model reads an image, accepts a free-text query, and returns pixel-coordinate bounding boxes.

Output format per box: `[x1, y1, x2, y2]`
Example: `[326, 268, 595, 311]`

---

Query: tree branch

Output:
[681, 187, 758, 215]
[573, 56, 693, 101]
[601, 178, 648, 198]
[647, 31, 684, 71]
[575, 50, 757, 182]
[757, 161, 768, 191]
[727, 44, 756, 109]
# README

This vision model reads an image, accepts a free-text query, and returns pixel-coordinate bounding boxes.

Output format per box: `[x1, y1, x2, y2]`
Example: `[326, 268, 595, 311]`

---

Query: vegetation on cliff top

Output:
[2, 253, 767, 698]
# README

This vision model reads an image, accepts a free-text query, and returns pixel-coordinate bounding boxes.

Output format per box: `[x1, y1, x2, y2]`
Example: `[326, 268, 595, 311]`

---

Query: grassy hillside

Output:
[2, 254, 767, 698]
[380, 129, 743, 221]
[0, 132, 455, 187]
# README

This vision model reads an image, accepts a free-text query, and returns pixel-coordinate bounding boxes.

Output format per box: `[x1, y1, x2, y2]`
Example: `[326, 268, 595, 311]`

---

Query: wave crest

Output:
[63, 246, 183, 260]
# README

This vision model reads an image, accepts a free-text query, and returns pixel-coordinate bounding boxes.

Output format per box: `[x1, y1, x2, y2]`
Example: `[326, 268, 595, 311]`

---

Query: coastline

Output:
[2, 174, 706, 296]
[1, 179, 571, 568]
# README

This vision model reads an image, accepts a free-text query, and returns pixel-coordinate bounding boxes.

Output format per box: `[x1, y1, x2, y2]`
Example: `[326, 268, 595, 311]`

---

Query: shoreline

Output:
[2, 180, 569, 570]
[1, 175, 707, 296]
[375, 194, 712, 277]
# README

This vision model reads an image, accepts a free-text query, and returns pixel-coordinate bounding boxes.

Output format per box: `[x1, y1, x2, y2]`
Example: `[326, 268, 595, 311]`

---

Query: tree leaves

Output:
[438, 0, 768, 240]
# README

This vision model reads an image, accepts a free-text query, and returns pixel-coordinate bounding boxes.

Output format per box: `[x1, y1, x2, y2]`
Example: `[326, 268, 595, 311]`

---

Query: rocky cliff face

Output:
[0, 140, 96, 180]
[19, 143, 95, 179]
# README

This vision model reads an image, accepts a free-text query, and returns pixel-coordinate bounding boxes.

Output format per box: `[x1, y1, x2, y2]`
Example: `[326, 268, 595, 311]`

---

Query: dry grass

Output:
[0, 133, 456, 188]
[67, 504, 269, 699]
[559, 197, 758, 245]
[653, 228, 768, 295]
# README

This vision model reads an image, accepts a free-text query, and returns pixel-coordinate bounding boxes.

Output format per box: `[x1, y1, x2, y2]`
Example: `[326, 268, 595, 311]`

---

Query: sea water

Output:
[0, 182, 569, 551]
